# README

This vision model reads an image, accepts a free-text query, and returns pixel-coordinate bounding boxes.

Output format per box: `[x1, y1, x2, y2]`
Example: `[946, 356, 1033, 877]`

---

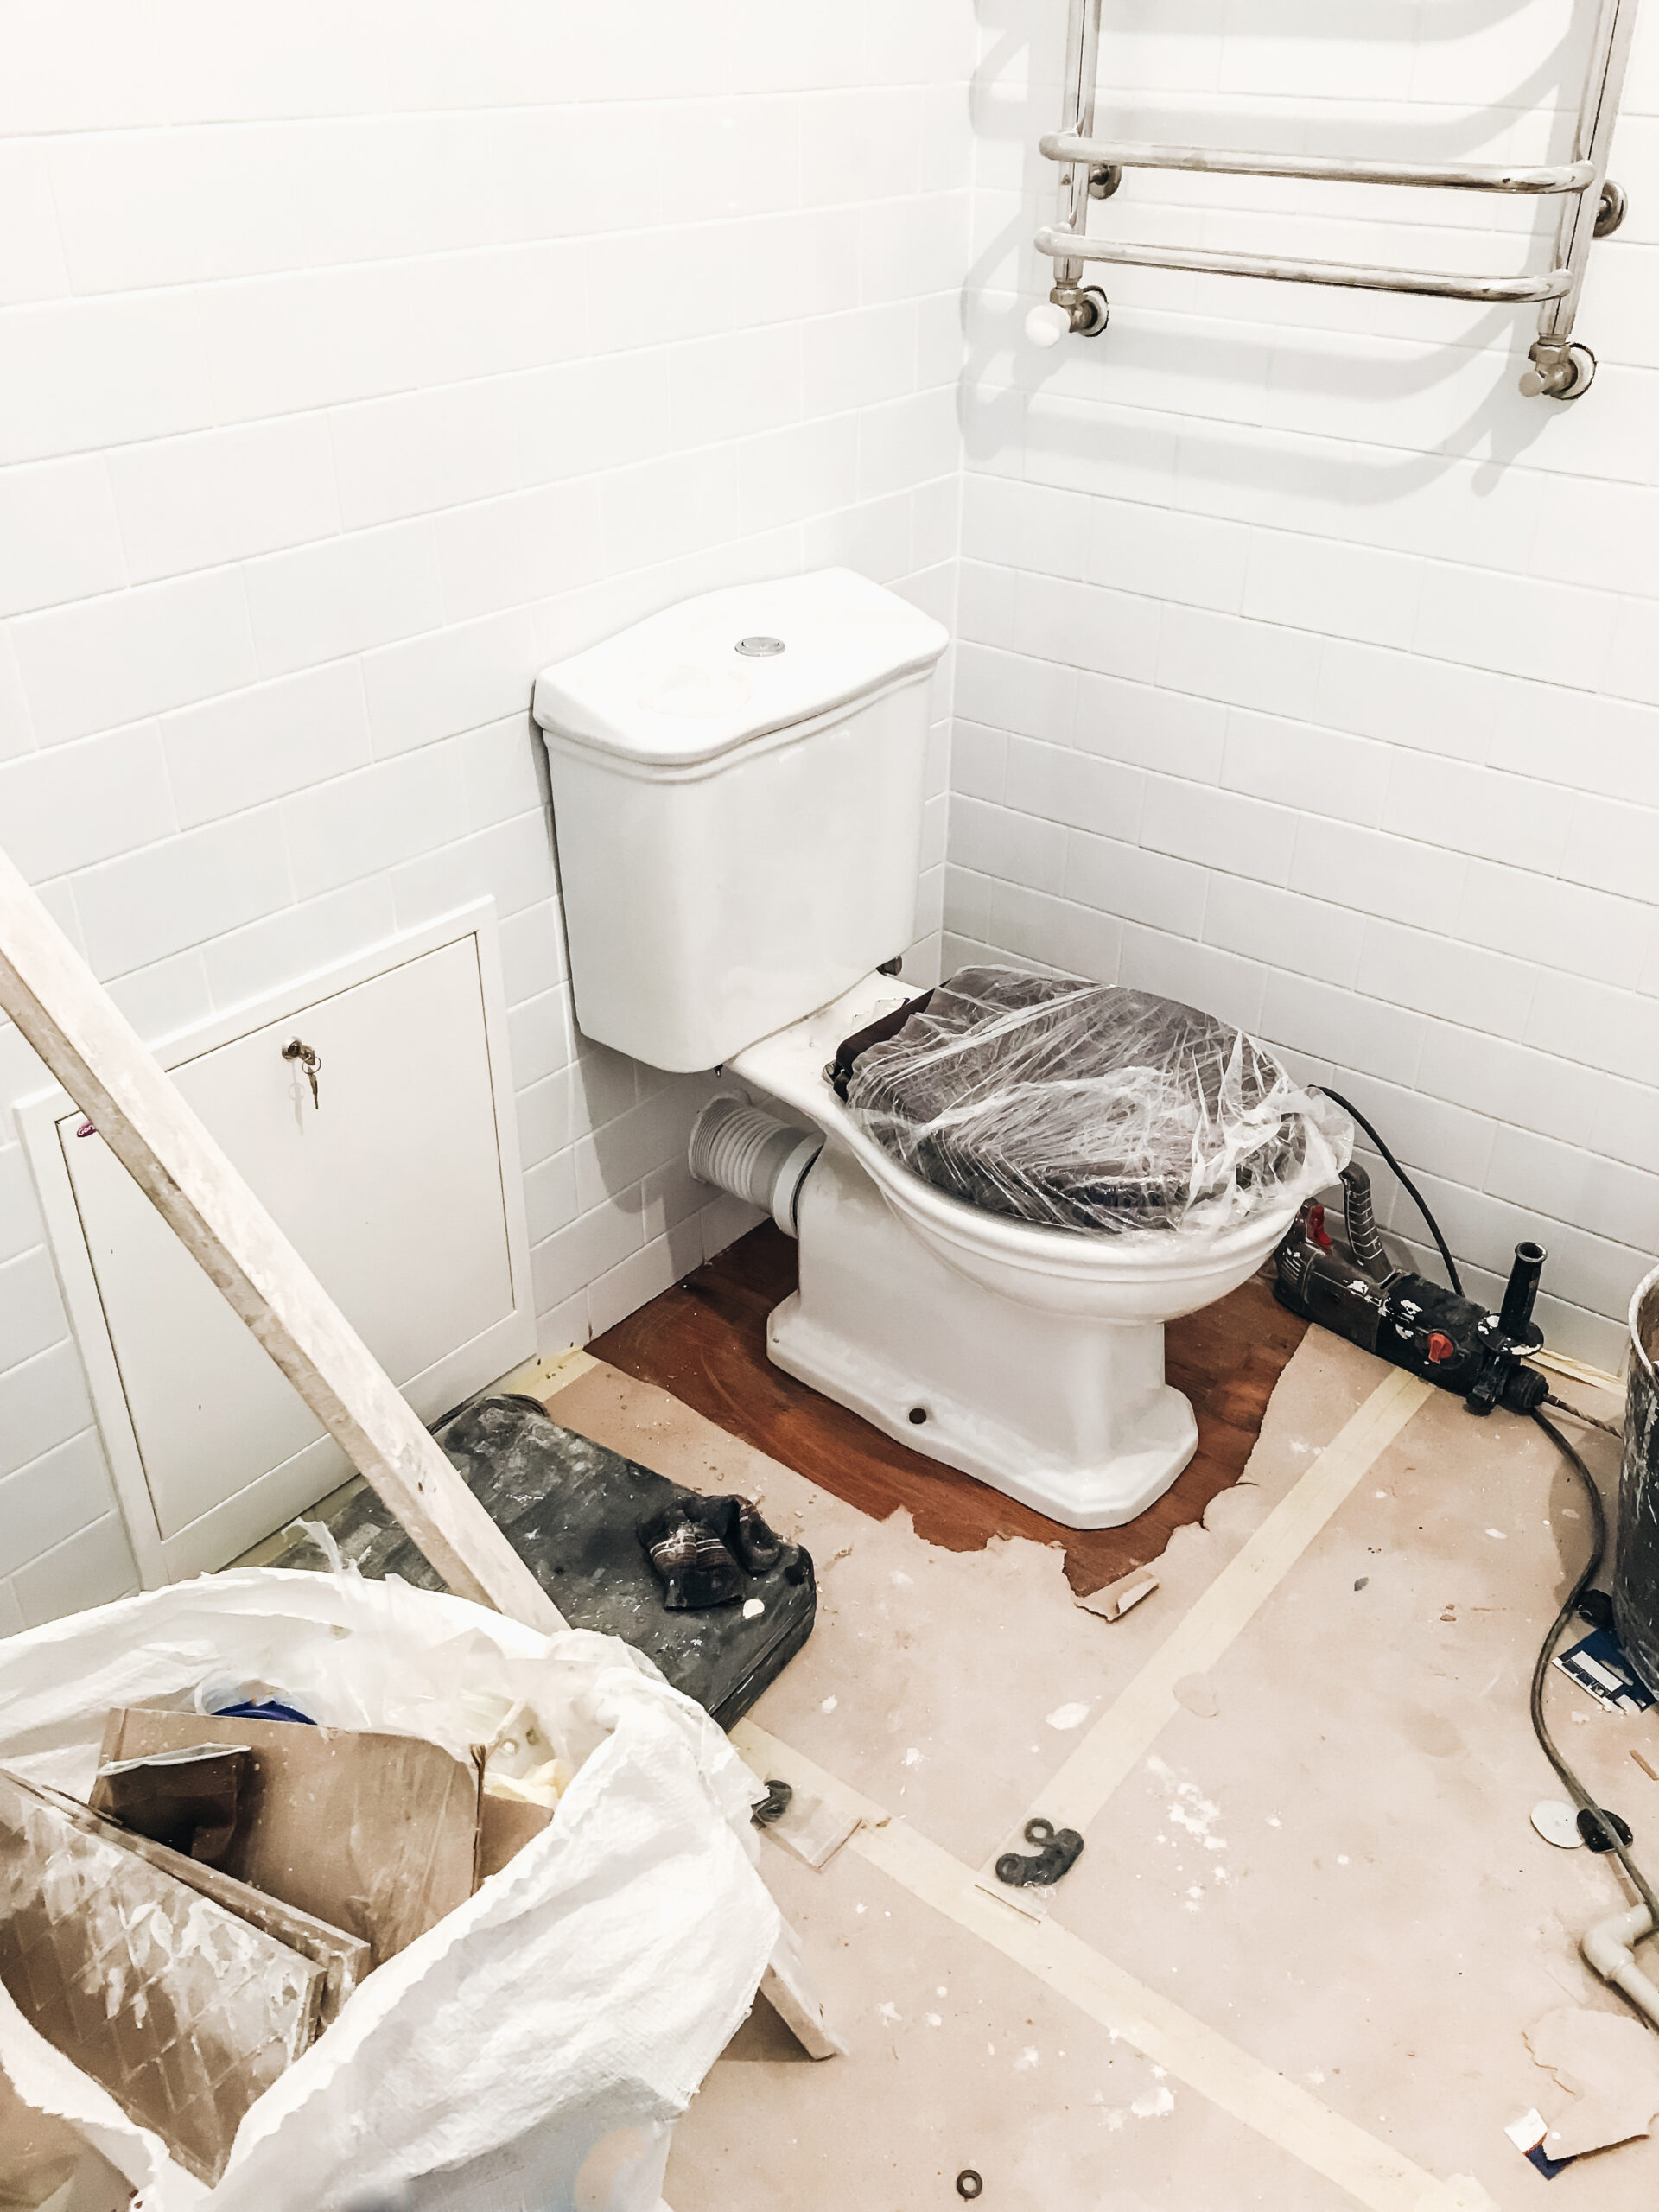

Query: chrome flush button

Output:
[735, 634, 785, 657]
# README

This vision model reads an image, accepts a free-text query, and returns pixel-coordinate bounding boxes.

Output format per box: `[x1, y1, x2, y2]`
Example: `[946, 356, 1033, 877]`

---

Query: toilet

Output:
[532, 569, 1331, 1532]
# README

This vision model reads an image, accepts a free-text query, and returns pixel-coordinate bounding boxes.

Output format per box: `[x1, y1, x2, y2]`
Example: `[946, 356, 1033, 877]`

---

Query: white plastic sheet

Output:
[847, 967, 1350, 1241]
[0, 1568, 780, 2212]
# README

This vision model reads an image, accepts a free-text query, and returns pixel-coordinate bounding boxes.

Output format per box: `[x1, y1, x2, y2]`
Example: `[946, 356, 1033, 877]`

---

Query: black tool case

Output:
[285, 1394, 816, 1729]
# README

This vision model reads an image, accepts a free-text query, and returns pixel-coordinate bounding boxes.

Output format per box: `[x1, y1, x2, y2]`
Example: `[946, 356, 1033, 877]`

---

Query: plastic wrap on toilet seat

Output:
[843, 967, 1350, 1240]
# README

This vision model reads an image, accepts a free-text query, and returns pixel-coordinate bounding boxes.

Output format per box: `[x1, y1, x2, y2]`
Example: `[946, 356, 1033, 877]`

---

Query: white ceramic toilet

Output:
[532, 569, 1310, 1531]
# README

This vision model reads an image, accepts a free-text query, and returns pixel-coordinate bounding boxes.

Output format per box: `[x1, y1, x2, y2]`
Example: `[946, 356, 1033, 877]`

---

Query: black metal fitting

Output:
[752, 1779, 793, 1827]
[1579, 1806, 1634, 1853]
[995, 1816, 1084, 1887]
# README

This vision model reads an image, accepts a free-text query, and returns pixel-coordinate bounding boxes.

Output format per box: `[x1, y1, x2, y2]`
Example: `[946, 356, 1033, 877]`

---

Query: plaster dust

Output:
[546, 1341, 1654, 2210]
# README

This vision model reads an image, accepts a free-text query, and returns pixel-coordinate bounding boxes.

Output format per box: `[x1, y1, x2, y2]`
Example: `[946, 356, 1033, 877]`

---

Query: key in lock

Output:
[281, 1037, 322, 1109]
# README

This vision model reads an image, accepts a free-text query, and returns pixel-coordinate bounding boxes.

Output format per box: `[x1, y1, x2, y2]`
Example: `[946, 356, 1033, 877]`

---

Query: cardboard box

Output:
[93, 1711, 480, 1970]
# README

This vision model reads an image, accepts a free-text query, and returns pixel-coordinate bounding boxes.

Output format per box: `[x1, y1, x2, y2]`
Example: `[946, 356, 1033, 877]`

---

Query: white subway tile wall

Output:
[953, 1, 1659, 1371]
[0, 1, 975, 1618]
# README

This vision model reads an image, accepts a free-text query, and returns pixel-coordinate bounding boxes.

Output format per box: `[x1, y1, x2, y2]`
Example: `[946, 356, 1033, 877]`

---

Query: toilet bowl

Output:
[721, 972, 1301, 1529]
[533, 568, 1336, 1535]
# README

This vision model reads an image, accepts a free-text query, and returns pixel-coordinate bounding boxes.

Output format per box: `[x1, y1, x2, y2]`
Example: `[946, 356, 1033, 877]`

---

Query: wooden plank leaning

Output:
[0, 842, 565, 1635]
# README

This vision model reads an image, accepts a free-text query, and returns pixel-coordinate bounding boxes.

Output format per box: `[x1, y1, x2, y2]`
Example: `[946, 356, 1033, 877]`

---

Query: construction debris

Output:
[0, 1767, 326, 2184]
[0, 1568, 786, 2211]
[93, 1708, 480, 1970]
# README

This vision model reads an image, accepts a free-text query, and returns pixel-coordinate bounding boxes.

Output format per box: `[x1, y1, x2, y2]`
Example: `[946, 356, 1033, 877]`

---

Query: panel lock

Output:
[281, 1037, 322, 1109]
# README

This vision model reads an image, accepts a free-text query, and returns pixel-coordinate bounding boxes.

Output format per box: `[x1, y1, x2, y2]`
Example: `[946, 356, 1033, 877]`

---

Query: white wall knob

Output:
[1025, 302, 1071, 348]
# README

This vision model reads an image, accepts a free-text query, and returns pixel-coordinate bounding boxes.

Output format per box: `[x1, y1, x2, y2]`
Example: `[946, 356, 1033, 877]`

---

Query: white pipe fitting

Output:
[1582, 1903, 1659, 2028]
[688, 1096, 823, 1238]
[1025, 301, 1071, 347]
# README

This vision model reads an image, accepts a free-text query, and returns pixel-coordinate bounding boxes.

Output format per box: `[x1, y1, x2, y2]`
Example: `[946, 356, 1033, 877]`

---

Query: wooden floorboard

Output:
[590, 1224, 1308, 1595]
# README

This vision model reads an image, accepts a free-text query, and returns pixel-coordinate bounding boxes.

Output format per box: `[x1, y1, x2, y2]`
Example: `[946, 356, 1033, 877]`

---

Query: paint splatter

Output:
[820, 1695, 838, 1713]
[903, 1747, 921, 1767]
[1046, 1702, 1091, 1731]
[1169, 1782, 1224, 1841]
[1015, 2046, 1040, 2071]
[1132, 2087, 1176, 2119]
[926, 2012, 943, 2028]
[890, 1570, 913, 1587]
[878, 2001, 901, 2024]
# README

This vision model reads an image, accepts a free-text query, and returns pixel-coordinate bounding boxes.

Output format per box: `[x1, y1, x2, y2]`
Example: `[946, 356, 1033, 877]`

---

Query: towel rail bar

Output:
[1039, 135, 1598, 196]
[1033, 227, 1574, 304]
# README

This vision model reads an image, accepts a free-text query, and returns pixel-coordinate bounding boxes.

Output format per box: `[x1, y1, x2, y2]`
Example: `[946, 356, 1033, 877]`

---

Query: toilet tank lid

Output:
[531, 568, 949, 767]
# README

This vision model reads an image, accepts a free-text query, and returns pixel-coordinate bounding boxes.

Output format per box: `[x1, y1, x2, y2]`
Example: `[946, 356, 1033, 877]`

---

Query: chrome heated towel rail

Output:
[1035, 0, 1637, 397]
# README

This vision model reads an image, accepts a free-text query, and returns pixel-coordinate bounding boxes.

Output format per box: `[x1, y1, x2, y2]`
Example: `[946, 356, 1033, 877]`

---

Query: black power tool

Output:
[1273, 1161, 1549, 1417]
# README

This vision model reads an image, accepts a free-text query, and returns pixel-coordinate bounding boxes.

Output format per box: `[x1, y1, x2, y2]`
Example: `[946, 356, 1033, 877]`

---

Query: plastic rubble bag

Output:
[845, 966, 1350, 1239]
[0, 1567, 781, 2212]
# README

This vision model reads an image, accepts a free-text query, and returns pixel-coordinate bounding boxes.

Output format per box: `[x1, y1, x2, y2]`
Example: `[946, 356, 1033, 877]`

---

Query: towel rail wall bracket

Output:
[1036, 0, 1638, 398]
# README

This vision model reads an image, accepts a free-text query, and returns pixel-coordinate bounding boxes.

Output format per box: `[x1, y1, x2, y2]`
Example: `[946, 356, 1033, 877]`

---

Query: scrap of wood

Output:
[0, 843, 563, 1634]
[759, 1924, 846, 2060]
[762, 1786, 861, 1869]
[1632, 1749, 1658, 1782]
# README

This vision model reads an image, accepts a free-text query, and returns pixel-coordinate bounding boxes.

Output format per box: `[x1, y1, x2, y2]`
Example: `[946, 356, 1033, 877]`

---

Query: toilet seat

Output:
[839, 965, 1300, 1237]
[729, 971, 1299, 1319]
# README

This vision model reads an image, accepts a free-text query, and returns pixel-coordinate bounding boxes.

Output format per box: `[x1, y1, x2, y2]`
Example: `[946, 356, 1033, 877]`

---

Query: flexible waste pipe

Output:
[688, 1096, 823, 1238]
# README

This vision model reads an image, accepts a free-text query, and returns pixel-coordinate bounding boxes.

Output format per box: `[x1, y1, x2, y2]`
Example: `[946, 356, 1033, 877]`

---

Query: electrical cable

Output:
[1314, 1087, 1464, 1296]
[1529, 1407, 1659, 1946]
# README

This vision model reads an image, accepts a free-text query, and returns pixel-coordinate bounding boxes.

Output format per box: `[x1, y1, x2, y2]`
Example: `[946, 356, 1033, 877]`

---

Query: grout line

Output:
[733, 1718, 1487, 2212]
[1019, 1364, 1433, 1839]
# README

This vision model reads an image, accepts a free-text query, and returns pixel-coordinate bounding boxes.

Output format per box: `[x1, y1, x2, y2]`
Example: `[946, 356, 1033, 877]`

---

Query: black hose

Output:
[1315, 1086, 1463, 1296]
[1529, 1407, 1659, 1942]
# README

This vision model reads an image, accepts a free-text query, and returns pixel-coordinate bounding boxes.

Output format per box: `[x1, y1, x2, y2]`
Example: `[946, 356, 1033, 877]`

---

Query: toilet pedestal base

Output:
[767, 1145, 1198, 1531]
